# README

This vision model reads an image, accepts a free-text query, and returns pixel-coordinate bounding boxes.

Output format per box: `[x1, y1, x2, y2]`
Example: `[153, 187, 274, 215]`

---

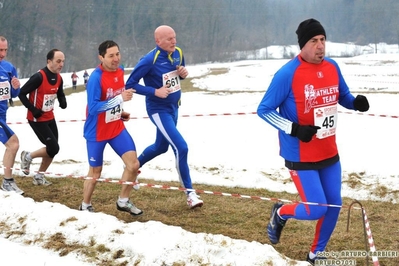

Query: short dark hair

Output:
[98, 40, 119, 57]
[47, 49, 61, 61]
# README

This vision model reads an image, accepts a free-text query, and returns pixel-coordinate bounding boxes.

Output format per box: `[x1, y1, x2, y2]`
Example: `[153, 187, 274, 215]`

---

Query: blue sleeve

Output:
[9, 64, 20, 98]
[86, 69, 123, 115]
[257, 62, 298, 134]
[125, 54, 156, 96]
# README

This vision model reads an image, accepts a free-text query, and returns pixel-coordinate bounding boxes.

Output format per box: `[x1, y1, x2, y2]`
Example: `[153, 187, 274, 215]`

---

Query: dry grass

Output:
[10, 174, 399, 266]
[181, 68, 229, 93]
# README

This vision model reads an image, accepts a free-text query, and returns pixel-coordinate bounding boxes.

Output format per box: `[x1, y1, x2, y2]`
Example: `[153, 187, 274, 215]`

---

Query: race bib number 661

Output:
[163, 70, 181, 93]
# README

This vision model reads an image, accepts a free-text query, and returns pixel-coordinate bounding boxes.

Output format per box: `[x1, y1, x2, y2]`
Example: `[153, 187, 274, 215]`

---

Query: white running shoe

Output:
[133, 183, 140, 190]
[133, 169, 141, 190]
[33, 173, 52, 186]
[123, 165, 140, 190]
[20, 151, 32, 175]
[116, 200, 143, 216]
[79, 204, 95, 212]
[1, 179, 24, 195]
[187, 192, 204, 209]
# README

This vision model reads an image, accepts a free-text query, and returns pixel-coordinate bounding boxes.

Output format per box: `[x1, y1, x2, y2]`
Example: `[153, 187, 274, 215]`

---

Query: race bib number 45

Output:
[314, 104, 338, 139]
[163, 70, 181, 93]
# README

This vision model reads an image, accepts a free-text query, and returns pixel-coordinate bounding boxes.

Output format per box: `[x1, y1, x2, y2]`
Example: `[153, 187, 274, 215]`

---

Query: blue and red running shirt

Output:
[257, 55, 356, 164]
[84, 64, 125, 142]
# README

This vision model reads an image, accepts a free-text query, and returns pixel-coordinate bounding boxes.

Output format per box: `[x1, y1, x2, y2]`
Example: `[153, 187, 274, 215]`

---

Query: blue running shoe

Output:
[267, 202, 286, 244]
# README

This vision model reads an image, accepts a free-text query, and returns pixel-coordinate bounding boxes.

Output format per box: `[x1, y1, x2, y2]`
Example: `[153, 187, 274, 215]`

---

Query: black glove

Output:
[353, 95, 369, 112]
[290, 122, 320, 143]
[58, 97, 67, 109]
[32, 108, 44, 118]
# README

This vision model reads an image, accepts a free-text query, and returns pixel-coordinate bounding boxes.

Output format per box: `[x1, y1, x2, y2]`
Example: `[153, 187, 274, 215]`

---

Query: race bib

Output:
[42, 94, 57, 112]
[0, 81, 11, 101]
[314, 104, 338, 139]
[163, 70, 181, 93]
[105, 103, 123, 123]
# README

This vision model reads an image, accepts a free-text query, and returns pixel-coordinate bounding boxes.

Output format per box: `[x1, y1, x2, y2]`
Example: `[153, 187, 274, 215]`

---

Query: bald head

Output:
[154, 25, 176, 53]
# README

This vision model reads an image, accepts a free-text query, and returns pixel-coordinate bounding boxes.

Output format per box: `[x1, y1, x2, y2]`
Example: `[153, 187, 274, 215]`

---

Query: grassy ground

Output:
[8, 175, 399, 266]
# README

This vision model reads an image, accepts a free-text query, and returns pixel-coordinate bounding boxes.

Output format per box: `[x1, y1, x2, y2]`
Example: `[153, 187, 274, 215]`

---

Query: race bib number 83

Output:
[0, 81, 11, 101]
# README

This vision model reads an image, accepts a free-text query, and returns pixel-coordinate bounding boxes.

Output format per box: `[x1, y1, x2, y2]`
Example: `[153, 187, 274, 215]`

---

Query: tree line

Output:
[1, 0, 398, 78]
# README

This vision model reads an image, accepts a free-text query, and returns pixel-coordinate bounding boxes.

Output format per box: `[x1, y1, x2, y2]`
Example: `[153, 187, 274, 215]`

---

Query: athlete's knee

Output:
[307, 205, 328, 219]
[157, 143, 169, 154]
[132, 158, 139, 170]
[6, 134, 19, 153]
[176, 142, 188, 155]
[46, 140, 60, 158]
[125, 159, 140, 173]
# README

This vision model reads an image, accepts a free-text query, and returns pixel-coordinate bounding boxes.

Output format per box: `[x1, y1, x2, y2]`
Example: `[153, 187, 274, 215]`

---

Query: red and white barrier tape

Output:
[362, 208, 380, 265]
[349, 79, 399, 85]
[338, 111, 399, 119]
[4, 165, 358, 210]
[5, 110, 399, 125]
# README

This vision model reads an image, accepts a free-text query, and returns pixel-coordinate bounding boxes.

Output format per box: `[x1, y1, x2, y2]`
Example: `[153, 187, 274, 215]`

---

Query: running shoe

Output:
[122, 165, 140, 190]
[116, 200, 143, 216]
[267, 202, 286, 244]
[133, 169, 141, 190]
[306, 253, 327, 265]
[20, 151, 32, 175]
[79, 204, 95, 212]
[33, 173, 52, 186]
[1, 179, 24, 195]
[187, 192, 204, 209]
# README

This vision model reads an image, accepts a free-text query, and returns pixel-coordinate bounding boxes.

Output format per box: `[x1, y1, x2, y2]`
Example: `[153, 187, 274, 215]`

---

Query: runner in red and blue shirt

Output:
[81, 40, 143, 216]
[257, 19, 369, 264]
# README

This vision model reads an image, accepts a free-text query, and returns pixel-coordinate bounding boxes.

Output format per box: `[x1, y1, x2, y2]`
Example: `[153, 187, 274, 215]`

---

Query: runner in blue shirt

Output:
[126, 25, 203, 209]
[0, 36, 23, 194]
